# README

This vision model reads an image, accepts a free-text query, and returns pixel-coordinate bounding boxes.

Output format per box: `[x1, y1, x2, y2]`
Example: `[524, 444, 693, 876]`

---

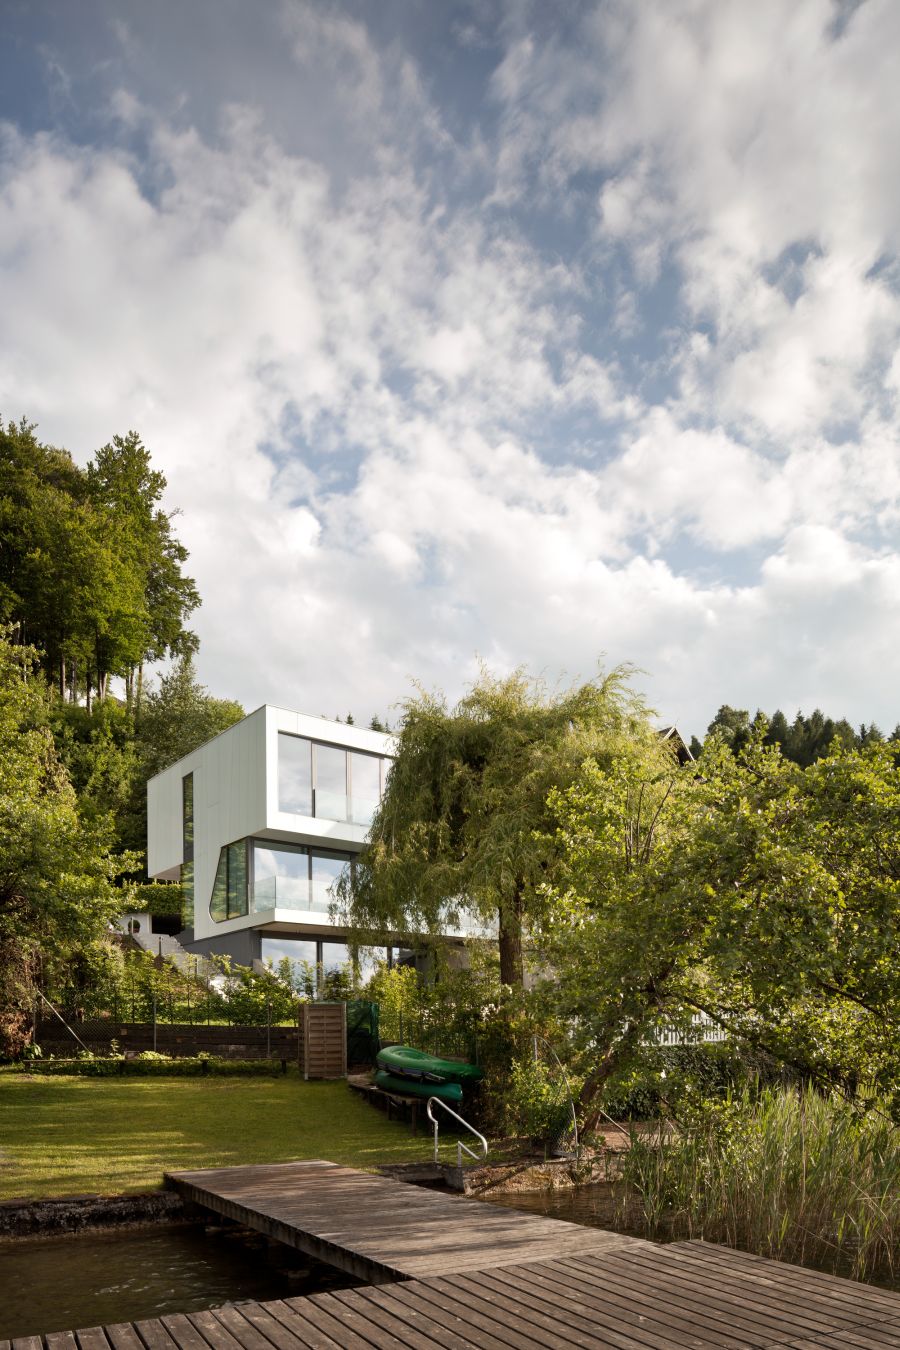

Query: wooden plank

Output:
[260, 1298, 360, 1350]
[399, 1277, 575, 1350]
[157, 1315, 217, 1350]
[164, 1161, 637, 1282]
[447, 1266, 703, 1350]
[280, 1296, 380, 1349]
[602, 1243, 869, 1339]
[130, 1321, 179, 1350]
[45, 1335, 79, 1350]
[208, 1306, 290, 1350]
[479, 1258, 731, 1349]
[673, 1242, 900, 1320]
[781, 1328, 900, 1350]
[101, 1327, 143, 1350]
[227, 1300, 326, 1350]
[550, 1252, 780, 1344]
[326, 1287, 456, 1350]
[180, 1310, 245, 1350]
[631, 1242, 900, 1333]
[350, 1282, 490, 1350]
[11, 1339, 44, 1350]
[559, 1246, 824, 1340]
[309, 1291, 426, 1350]
[75, 1331, 111, 1350]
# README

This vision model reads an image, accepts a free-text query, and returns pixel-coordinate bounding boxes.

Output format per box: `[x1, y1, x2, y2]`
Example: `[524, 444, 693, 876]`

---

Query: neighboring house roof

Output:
[658, 725, 694, 765]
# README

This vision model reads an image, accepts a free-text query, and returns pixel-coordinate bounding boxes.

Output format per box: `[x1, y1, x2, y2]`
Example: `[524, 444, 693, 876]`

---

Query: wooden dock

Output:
[5, 1240, 900, 1348]
[5, 1161, 900, 1347]
[165, 1160, 637, 1281]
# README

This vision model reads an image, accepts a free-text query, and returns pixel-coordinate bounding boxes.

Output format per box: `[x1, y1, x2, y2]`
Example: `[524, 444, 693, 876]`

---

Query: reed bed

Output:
[618, 1085, 900, 1281]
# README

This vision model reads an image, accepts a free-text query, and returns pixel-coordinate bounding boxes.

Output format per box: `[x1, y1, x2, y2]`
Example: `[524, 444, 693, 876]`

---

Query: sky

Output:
[2, 0, 899, 739]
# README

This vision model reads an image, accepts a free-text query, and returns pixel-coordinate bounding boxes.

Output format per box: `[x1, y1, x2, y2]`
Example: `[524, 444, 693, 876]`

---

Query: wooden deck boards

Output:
[8, 1161, 900, 1348]
[164, 1161, 638, 1281]
[9, 1242, 900, 1349]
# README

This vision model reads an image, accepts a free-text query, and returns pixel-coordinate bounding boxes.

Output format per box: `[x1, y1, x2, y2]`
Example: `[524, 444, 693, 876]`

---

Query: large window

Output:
[260, 935, 392, 991]
[249, 842, 352, 914]
[277, 734, 388, 826]
[278, 735, 312, 816]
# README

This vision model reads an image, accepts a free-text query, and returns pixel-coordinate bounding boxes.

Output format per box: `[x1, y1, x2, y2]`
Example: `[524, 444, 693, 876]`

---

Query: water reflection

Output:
[0, 1223, 356, 1339]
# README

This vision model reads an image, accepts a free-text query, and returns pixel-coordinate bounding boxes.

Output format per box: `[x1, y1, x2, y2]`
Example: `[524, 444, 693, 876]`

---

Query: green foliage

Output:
[505, 1055, 576, 1147]
[703, 704, 872, 767]
[220, 960, 300, 1026]
[619, 1086, 900, 1281]
[538, 731, 900, 1122]
[24, 1055, 286, 1077]
[0, 420, 198, 702]
[341, 664, 656, 987]
[600, 1043, 785, 1120]
[0, 632, 129, 1055]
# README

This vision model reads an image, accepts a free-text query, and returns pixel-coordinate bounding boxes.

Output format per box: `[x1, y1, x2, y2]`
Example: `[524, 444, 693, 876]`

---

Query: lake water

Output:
[0, 1223, 357, 1340]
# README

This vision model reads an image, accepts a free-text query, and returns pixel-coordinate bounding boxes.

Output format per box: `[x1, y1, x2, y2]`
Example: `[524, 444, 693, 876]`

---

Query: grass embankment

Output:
[0, 1070, 427, 1199]
[620, 1085, 900, 1281]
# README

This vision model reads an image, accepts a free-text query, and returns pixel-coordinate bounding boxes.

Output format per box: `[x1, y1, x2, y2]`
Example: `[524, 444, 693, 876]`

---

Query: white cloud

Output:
[1, 2, 899, 739]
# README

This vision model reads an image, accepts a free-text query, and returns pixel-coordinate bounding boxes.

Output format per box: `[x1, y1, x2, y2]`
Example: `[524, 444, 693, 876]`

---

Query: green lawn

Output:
[0, 1071, 430, 1199]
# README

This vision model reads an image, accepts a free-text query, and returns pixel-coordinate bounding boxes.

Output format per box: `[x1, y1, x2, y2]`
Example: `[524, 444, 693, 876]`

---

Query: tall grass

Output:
[618, 1085, 900, 1281]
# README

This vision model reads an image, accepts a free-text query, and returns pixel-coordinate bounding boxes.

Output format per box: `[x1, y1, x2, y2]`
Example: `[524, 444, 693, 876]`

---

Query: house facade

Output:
[146, 705, 400, 977]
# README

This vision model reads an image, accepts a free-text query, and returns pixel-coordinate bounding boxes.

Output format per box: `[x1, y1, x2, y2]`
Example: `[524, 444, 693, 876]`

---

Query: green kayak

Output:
[376, 1045, 483, 1086]
[373, 1070, 462, 1104]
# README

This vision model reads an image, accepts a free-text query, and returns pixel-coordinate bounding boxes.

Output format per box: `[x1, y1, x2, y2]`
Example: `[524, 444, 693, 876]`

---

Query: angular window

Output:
[278, 735, 312, 815]
[209, 840, 249, 922]
[182, 774, 194, 859]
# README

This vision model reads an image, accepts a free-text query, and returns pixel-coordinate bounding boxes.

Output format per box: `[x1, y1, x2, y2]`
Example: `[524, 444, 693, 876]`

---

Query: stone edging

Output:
[0, 1190, 185, 1239]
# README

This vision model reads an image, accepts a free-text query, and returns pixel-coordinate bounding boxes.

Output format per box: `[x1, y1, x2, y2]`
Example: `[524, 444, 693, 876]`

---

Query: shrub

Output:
[505, 1056, 576, 1149]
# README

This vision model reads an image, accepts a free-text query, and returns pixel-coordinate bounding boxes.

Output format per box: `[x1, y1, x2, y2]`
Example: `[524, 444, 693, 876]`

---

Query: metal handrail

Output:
[426, 1096, 488, 1168]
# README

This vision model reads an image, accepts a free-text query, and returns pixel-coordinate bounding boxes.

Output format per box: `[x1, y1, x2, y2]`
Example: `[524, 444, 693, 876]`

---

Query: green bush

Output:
[601, 1042, 784, 1120]
[504, 1056, 576, 1148]
[22, 1056, 285, 1077]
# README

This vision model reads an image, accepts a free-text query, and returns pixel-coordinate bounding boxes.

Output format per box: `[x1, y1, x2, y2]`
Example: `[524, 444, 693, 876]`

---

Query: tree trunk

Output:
[498, 888, 524, 988]
[85, 669, 93, 714]
[59, 654, 66, 698]
[136, 662, 144, 719]
[577, 1023, 643, 1132]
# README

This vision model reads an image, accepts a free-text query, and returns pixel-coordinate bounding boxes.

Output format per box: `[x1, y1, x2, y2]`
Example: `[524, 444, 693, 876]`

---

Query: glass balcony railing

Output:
[312, 790, 380, 827]
[250, 877, 336, 914]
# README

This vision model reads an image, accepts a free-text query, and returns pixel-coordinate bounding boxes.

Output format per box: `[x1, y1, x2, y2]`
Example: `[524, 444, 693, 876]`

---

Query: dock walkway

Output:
[6, 1161, 900, 1347]
[5, 1241, 900, 1348]
[165, 1160, 636, 1281]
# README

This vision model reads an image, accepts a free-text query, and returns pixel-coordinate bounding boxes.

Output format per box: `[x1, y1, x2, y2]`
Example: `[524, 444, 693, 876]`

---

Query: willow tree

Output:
[338, 665, 656, 989]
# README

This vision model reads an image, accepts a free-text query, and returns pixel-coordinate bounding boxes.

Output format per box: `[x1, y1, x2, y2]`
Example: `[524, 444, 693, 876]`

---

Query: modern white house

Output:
[146, 705, 400, 977]
[145, 703, 694, 980]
